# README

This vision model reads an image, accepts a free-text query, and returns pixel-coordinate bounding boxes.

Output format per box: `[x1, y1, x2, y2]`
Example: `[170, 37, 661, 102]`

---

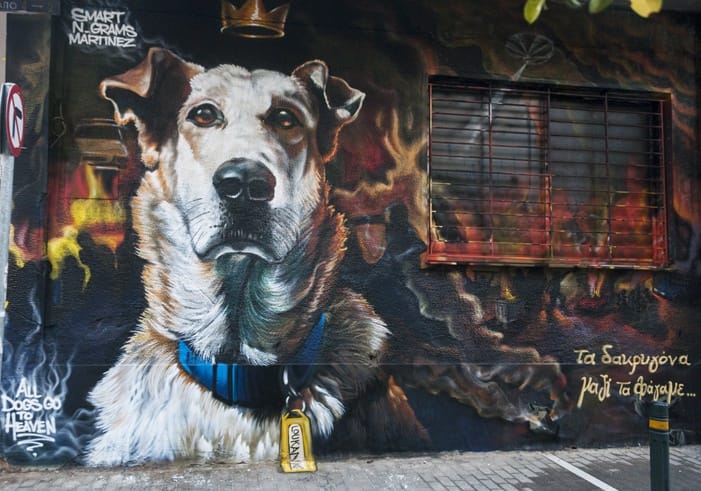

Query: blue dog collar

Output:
[178, 313, 326, 407]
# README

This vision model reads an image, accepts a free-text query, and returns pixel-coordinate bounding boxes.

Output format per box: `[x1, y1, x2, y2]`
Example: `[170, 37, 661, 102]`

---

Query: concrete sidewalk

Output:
[1, 445, 699, 490]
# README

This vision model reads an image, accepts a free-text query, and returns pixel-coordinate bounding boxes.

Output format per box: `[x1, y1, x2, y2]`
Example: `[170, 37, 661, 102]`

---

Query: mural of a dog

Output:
[86, 48, 429, 465]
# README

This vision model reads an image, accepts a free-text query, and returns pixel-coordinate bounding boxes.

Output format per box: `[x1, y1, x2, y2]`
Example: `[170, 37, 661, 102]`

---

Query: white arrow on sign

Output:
[9, 93, 23, 149]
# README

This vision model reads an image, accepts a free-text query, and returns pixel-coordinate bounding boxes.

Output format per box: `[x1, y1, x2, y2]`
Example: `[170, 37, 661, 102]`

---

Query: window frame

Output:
[427, 77, 671, 269]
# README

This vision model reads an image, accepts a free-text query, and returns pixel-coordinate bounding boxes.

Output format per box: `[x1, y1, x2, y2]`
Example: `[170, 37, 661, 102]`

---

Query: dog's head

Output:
[100, 47, 364, 263]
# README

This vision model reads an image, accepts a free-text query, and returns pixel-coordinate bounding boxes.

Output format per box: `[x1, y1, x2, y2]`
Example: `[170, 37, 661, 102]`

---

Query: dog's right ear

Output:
[99, 47, 204, 167]
[292, 61, 365, 163]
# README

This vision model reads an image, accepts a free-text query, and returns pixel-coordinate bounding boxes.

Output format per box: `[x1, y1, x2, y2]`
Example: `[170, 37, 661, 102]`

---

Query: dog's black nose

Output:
[213, 159, 276, 202]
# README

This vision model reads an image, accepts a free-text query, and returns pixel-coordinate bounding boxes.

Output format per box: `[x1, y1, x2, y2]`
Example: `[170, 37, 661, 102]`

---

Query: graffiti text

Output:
[574, 344, 691, 376]
[68, 8, 137, 48]
[2, 377, 62, 449]
[574, 345, 696, 408]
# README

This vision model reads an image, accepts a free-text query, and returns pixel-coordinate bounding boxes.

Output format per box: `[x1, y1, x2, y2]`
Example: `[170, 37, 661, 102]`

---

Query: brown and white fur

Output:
[86, 48, 427, 465]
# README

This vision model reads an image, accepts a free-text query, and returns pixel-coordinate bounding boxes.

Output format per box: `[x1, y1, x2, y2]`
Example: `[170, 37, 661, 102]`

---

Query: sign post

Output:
[0, 82, 24, 371]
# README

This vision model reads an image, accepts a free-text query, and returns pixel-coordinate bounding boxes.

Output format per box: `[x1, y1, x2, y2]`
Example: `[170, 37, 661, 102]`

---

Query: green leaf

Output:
[524, 0, 547, 24]
[589, 0, 614, 13]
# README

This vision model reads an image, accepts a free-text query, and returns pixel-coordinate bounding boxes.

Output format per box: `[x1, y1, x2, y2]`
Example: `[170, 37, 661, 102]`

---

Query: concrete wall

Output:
[1, 0, 699, 466]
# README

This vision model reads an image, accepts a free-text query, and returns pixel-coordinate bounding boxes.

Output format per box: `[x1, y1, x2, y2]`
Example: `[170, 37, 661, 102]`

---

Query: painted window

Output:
[428, 79, 669, 268]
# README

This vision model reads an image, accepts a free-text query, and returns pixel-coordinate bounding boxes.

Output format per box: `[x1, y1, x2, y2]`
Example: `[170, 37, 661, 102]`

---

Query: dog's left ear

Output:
[292, 61, 365, 162]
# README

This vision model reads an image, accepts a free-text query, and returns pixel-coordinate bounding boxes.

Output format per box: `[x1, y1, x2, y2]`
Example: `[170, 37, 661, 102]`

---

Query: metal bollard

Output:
[648, 401, 670, 491]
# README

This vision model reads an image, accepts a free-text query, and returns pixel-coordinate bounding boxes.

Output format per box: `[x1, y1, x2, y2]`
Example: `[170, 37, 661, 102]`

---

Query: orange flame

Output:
[333, 109, 427, 264]
[46, 164, 127, 286]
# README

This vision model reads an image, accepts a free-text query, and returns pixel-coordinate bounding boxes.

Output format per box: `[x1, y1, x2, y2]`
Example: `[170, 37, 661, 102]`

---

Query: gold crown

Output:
[221, 0, 289, 39]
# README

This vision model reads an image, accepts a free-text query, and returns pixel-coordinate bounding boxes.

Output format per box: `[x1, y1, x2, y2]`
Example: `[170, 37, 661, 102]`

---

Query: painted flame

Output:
[333, 109, 427, 264]
[47, 165, 127, 287]
[8, 224, 26, 269]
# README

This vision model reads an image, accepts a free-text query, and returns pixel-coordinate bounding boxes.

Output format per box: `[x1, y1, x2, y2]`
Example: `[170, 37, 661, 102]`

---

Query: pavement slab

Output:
[0, 445, 699, 490]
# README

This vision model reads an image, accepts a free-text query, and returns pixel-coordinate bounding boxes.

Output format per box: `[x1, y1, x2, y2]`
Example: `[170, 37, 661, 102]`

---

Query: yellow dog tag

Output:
[279, 408, 317, 473]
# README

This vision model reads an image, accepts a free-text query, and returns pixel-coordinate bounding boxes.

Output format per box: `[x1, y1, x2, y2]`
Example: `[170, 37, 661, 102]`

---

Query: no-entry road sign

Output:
[2, 83, 25, 157]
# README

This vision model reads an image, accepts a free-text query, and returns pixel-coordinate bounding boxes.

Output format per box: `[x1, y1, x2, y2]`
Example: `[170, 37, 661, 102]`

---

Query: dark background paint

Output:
[1, 0, 699, 464]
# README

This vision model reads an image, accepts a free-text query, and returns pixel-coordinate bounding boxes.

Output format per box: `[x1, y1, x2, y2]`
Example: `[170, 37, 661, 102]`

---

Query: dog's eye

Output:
[187, 104, 224, 127]
[266, 109, 300, 130]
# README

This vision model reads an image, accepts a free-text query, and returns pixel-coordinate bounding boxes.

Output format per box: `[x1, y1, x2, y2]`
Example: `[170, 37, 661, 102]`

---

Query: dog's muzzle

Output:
[213, 159, 276, 203]
[201, 158, 283, 262]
